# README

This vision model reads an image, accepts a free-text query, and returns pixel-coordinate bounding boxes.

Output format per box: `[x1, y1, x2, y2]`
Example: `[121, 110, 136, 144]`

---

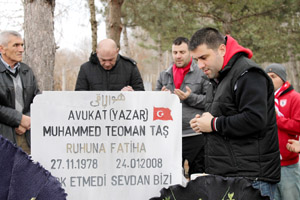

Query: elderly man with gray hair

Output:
[0, 30, 40, 154]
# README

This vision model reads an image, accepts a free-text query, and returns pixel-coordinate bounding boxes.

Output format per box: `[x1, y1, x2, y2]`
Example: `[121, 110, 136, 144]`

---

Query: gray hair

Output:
[0, 30, 22, 46]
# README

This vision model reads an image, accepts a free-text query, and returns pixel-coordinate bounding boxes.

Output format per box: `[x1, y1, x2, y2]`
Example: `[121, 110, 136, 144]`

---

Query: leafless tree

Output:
[107, 0, 124, 48]
[88, 0, 97, 52]
[23, 0, 56, 91]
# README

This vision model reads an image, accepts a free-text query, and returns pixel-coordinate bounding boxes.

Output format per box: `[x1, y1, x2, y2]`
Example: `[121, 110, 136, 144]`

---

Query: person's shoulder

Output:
[236, 65, 268, 87]
[240, 68, 268, 82]
[19, 62, 37, 77]
[284, 89, 300, 108]
[236, 56, 265, 77]
[158, 66, 171, 77]
[81, 60, 93, 68]
[237, 55, 260, 70]
[119, 54, 137, 66]
[19, 62, 32, 71]
[290, 89, 300, 99]
[20, 62, 30, 68]
[81, 53, 98, 69]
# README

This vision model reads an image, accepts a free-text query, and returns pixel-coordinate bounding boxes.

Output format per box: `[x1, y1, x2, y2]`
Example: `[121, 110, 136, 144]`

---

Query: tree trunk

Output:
[157, 33, 163, 75]
[88, 0, 97, 52]
[165, 50, 170, 70]
[105, 7, 110, 38]
[288, 50, 300, 92]
[107, 0, 124, 48]
[122, 25, 131, 57]
[23, 0, 56, 91]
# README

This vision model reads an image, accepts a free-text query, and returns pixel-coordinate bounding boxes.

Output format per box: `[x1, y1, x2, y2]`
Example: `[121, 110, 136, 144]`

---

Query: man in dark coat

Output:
[0, 30, 40, 154]
[189, 27, 280, 199]
[75, 39, 144, 91]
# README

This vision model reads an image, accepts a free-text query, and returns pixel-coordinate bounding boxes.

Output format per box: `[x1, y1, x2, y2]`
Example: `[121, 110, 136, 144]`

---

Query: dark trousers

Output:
[182, 134, 205, 176]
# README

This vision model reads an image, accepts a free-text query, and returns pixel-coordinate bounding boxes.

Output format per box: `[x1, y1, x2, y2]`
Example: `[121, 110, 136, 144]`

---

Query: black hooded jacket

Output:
[205, 52, 280, 183]
[75, 53, 145, 91]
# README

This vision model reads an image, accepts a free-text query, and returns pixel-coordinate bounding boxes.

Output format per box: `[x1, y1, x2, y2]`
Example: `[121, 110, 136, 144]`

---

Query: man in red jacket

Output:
[265, 63, 300, 200]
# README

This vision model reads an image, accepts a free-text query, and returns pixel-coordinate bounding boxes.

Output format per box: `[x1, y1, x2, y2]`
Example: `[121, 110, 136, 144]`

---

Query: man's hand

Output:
[121, 86, 134, 91]
[20, 115, 31, 130]
[190, 114, 202, 133]
[15, 125, 27, 135]
[190, 112, 214, 133]
[287, 139, 300, 153]
[174, 86, 192, 100]
[161, 86, 171, 93]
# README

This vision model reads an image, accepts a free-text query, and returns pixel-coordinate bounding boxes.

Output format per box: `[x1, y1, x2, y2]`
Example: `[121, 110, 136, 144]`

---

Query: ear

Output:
[218, 44, 226, 57]
[116, 48, 120, 54]
[0, 45, 5, 55]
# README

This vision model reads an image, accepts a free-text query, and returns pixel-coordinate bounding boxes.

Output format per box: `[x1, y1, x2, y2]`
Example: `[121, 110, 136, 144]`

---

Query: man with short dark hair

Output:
[189, 27, 280, 199]
[75, 39, 144, 91]
[0, 30, 40, 154]
[156, 37, 209, 178]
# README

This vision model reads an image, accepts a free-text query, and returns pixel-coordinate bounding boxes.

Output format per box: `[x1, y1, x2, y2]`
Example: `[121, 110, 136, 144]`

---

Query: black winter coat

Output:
[205, 53, 280, 183]
[75, 53, 145, 91]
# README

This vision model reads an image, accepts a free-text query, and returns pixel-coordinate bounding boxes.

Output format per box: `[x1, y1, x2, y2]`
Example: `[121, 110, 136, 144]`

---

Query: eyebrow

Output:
[197, 54, 208, 59]
[172, 50, 186, 53]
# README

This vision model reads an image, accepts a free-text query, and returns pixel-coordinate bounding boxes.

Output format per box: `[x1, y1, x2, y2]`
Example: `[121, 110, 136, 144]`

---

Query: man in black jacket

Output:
[75, 39, 144, 91]
[0, 30, 40, 154]
[189, 27, 280, 199]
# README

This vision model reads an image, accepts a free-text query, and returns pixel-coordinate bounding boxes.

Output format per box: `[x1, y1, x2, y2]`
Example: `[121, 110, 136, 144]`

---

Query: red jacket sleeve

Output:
[276, 90, 300, 136]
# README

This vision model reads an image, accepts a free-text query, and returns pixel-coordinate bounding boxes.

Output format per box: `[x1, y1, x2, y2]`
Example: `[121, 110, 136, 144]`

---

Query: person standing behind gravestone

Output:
[265, 63, 300, 200]
[156, 37, 209, 178]
[0, 30, 40, 154]
[75, 39, 145, 91]
[189, 27, 280, 199]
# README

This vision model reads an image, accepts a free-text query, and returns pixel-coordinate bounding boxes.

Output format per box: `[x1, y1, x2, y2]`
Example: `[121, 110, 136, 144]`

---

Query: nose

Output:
[103, 61, 110, 66]
[197, 60, 205, 69]
[18, 45, 24, 52]
[175, 53, 182, 59]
